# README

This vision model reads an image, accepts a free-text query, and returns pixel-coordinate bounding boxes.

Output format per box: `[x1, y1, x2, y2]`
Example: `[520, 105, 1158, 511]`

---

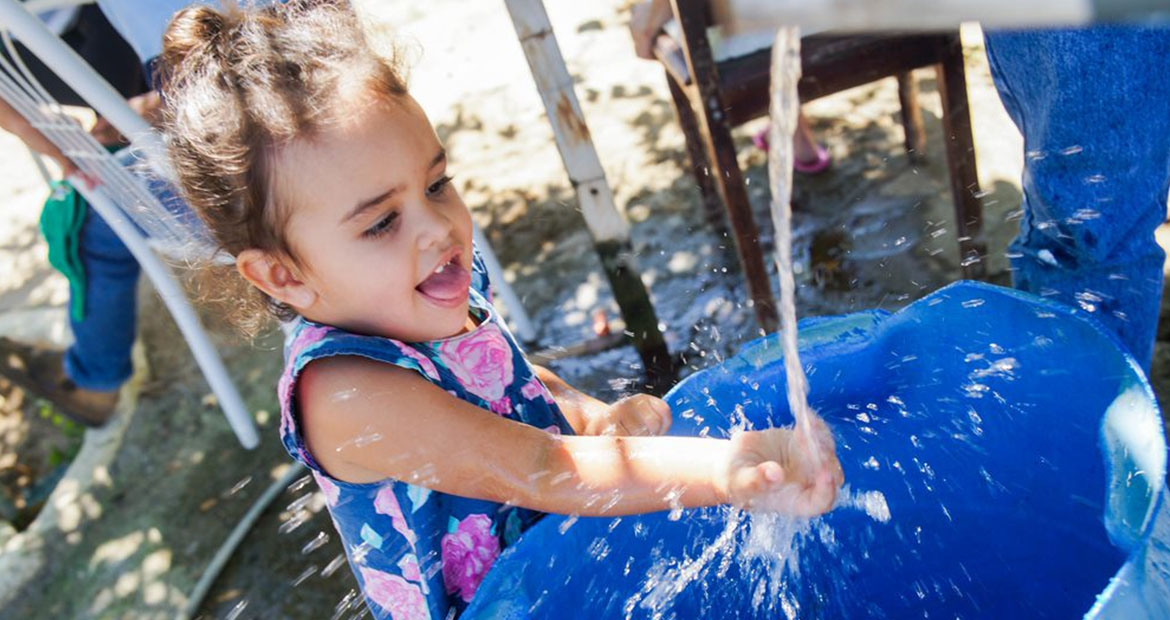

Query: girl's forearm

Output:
[518, 434, 731, 516]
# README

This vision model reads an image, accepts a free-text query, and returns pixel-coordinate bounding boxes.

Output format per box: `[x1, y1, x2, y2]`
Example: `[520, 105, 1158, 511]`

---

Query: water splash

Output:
[623, 485, 892, 619]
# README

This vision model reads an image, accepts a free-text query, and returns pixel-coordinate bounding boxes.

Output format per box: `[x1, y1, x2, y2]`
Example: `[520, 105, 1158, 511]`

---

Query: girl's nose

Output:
[415, 201, 454, 249]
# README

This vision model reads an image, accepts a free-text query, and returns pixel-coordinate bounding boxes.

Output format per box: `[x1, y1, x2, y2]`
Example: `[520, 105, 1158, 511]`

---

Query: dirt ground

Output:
[1, 1, 1169, 618]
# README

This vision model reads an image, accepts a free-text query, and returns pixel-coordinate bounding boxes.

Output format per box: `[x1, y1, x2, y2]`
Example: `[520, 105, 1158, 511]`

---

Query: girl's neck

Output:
[303, 308, 483, 342]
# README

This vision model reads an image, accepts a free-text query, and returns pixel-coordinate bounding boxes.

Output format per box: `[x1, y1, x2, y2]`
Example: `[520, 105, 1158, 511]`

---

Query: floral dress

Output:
[278, 255, 573, 619]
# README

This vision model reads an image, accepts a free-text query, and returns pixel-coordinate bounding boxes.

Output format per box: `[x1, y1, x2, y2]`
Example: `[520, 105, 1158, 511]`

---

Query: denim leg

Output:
[64, 207, 139, 391]
[984, 26, 1170, 372]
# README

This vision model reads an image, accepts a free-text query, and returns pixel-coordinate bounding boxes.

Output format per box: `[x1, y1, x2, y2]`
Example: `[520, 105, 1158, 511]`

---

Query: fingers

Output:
[605, 394, 672, 436]
[727, 423, 844, 517]
[643, 396, 672, 435]
[89, 117, 126, 146]
[730, 460, 785, 509]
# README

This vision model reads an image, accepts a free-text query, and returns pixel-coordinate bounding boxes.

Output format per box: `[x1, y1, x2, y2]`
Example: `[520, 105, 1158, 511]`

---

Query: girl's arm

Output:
[298, 355, 842, 517]
[532, 364, 672, 437]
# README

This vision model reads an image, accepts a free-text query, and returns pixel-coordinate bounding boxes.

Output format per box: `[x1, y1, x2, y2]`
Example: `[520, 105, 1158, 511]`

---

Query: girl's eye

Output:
[427, 175, 454, 197]
[363, 212, 399, 238]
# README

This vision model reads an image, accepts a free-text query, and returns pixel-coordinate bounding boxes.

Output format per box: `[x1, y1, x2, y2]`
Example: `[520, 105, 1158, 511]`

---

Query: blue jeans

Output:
[985, 26, 1170, 372]
[65, 209, 139, 391]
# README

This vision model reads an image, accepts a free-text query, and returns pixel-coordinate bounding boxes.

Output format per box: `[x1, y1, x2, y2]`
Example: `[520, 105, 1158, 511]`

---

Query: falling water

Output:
[767, 27, 820, 458]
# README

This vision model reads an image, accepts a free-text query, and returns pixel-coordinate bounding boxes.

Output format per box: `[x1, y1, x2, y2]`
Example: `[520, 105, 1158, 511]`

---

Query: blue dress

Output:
[277, 255, 573, 619]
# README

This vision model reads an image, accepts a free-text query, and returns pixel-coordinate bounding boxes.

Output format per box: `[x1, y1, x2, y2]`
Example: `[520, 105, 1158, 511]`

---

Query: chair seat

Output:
[659, 31, 963, 126]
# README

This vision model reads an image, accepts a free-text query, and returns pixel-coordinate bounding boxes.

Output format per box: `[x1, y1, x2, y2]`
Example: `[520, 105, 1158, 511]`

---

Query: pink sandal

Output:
[793, 143, 833, 175]
[751, 126, 833, 175]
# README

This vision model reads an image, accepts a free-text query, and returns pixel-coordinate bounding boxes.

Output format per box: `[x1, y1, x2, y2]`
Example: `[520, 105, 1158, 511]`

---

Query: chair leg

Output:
[691, 86, 779, 333]
[667, 75, 726, 233]
[935, 35, 986, 279]
[76, 184, 260, 449]
[896, 72, 927, 164]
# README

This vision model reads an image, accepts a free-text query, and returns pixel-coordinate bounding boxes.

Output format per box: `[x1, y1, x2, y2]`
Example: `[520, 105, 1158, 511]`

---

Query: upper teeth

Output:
[434, 263, 448, 274]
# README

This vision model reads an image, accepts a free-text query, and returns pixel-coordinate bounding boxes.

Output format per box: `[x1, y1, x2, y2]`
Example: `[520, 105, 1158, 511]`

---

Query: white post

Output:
[503, 0, 674, 388]
[473, 225, 537, 343]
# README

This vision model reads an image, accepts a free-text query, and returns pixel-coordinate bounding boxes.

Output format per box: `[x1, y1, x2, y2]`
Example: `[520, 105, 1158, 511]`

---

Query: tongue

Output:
[416, 262, 472, 302]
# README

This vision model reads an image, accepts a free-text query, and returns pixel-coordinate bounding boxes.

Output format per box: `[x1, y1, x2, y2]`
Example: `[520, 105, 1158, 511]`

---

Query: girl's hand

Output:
[721, 416, 844, 517]
[586, 394, 672, 437]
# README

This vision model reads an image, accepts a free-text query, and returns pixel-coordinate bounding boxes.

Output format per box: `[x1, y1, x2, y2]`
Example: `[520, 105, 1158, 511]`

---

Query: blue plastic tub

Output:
[466, 282, 1170, 619]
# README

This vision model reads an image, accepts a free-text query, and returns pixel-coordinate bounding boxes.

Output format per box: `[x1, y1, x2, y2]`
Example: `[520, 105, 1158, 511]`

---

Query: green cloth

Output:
[39, 181, 88, 322]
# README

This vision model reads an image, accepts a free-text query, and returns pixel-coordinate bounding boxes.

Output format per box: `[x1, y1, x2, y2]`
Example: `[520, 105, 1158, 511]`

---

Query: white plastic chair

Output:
[0, 0, 260, 448]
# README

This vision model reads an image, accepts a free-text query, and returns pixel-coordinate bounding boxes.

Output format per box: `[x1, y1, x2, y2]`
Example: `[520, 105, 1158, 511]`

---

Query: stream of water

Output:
[768, 27, 820, 458]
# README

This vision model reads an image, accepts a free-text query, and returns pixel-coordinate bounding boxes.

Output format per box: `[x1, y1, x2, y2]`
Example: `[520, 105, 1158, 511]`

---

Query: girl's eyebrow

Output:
[342, 187, 401, 224]
[339, 149, 448, 225]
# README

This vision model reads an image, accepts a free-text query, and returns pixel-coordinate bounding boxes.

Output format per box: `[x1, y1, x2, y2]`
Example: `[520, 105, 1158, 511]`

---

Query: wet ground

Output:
[0, 1, 1168, 618]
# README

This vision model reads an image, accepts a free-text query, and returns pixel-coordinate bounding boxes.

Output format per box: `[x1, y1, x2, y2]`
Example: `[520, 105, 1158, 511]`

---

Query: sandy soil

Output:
[0, 1, 1168, 618]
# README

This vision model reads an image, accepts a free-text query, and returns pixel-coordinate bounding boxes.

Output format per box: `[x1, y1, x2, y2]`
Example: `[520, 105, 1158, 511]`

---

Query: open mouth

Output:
[415, 252, 471, 306]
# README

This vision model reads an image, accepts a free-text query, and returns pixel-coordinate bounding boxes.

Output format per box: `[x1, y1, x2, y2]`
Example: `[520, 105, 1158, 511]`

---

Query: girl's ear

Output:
[236, 249, 318, 310]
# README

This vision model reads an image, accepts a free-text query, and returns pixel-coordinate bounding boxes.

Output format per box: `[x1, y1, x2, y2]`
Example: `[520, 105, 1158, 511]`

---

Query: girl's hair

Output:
[159, 0, 407, 335]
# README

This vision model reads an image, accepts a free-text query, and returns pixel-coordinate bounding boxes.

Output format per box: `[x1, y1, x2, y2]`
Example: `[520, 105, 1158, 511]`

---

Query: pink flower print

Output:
[392, 341, 440, 381]
[438, 324, 514, 405]
[398, 554, 423, 582]
[313, 473, 340, 507]
[543, 425, 562, 436]
[277, 374, 296, 437]
[489, 396, 513, 416]
[521, 377, 556, 404]
[375, 486, 418, 545]
[441, 514, 501, 602]
[359, 567, 431, 620]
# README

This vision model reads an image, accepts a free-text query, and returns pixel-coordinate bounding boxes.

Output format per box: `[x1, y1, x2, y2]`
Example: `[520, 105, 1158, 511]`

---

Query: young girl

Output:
[159, 2, 843, 617]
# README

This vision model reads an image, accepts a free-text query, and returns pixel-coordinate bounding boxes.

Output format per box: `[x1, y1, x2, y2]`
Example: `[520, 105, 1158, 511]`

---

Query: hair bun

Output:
[161, 6, 233, 75]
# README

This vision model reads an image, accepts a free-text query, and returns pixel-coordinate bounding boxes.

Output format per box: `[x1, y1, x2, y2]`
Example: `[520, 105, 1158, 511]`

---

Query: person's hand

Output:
[0, 96, 82, 177]
[90, 90, 163, 145]
[586, 393, 672, 436]
[629, 0, 674, 60]
[721, 416, 844, 517]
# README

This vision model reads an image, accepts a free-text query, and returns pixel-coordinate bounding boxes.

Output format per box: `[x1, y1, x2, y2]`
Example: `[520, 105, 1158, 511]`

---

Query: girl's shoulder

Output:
[281, 318, 441, 381]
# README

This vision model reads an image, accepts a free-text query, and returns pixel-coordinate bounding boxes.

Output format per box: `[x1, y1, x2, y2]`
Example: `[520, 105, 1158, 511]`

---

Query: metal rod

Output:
[0, 0, 165, 156]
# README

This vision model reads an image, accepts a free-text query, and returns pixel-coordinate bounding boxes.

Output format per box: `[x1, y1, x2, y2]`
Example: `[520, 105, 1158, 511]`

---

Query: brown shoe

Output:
[0, 337, 118, 427]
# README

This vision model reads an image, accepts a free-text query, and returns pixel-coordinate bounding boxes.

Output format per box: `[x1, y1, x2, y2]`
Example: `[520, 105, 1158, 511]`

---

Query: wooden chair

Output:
[653, 0, 985, 332]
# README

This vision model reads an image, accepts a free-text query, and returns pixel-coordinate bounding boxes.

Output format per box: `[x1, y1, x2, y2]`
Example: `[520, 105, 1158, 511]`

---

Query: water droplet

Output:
[322, 553, 347, 578]
[292, 565, 318, 587]
[226, 476, 252, 497]
[558, 514, 580, 534]
[225, 599, 249, 620]
[302, 531, 330, 555]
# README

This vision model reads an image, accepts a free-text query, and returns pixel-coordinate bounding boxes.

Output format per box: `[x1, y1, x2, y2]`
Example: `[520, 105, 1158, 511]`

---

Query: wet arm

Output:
[298, 355, 729, 517]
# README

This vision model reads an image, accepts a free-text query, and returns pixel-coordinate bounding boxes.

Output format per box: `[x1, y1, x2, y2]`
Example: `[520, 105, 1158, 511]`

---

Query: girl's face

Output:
[276, 94, 475, 342]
